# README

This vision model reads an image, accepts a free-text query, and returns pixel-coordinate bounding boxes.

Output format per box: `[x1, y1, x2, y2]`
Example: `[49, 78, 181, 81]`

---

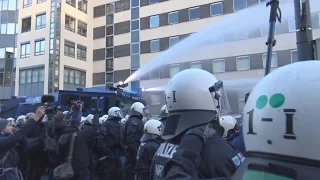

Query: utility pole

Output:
[294, 0, 315, 61]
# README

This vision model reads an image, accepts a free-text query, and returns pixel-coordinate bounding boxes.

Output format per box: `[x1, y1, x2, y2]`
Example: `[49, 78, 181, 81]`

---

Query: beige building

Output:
[15, 0, 92, 96]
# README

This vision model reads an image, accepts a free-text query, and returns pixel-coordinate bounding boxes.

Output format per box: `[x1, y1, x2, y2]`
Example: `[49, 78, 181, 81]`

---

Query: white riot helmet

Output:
[219, 115, 237, 138]
[99, 115, 108, 123]
[243, 61, 320, 163]
[86, 114, 94, 124]
[7, 117, 15, 125]
[158, 105, 168, 119]
[80, 116, 86, 123]
[63, 111, 69, 115]
[140, 119, 162, 142]
[130, 102, 145, 115]
[162, 69, 230, 140]
[108, 107, 123, 119]
[17, 115, 26, 121]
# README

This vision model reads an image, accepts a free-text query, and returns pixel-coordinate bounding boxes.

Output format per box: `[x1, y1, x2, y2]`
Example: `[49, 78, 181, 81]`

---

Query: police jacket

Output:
[57, 115, 99, 172]
[151, 134, 242, 180]
[135, 136, 161, 177]
[124, 114, 144, 157]
[228, 128, 246, 156]
[97, 118, 124, 157]
[0, 118, 38, 180]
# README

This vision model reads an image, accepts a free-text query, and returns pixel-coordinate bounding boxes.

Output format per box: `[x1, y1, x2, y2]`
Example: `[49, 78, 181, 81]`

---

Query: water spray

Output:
[264, 0, 282, 76]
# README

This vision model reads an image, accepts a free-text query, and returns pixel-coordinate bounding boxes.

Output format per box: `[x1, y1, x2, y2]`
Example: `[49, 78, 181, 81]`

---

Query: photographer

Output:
[0, 107, 45, 180]
[65, 101, 84, 122]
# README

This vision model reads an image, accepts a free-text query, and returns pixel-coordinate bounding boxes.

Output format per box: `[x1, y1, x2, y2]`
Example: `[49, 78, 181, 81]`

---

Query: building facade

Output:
[0, 0, 18, 101]
[92, 0, 320, 116]
[15, 0, 93, 96]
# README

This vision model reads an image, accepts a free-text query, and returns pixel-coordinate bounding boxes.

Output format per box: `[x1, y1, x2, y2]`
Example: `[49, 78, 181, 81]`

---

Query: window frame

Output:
[169, 64, 180, 77]
[149, 0, 159, 5]
[37, 0, 47, 4]
[23, 0, 32, 8]
[210, 2, 223, 17]
[64, 40, 76, 57]
[149, 68, 160, 79]
[290, 50, 297, 63]
[169, 36, 180, 48]
[190, 61, 202, 69]
[233, 0, 247, 12]
[77, 44, 87, 61]
[77, 20, 87, 37]
[212, 59, 226, 73]
[262, 52, 278, 68]
[188, 7, 200, 21]
[131, 19, 140, 31]
[78, 0, 88, 13]
[66, 0, 76, 7]
[36, 13, 46, 30]
[150, 39, 160, 52]
[149, 15, 160, 28]
[20, 42, 31, 58]
[168, 11, 179, 25]
[34, 39, 45, 56]
[236, 56, 250, 71]
[65, 15, 76, 32]
[21, 17, 31, 33]
[106, 72, 114, 83]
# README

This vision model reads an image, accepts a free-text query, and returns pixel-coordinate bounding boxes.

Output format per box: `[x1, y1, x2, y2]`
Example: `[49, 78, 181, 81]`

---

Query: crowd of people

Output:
[1, 60, 318, 180]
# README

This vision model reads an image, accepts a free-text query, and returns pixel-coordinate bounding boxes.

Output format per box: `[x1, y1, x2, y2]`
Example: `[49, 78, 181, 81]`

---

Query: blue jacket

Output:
[228, 127, 246, 156]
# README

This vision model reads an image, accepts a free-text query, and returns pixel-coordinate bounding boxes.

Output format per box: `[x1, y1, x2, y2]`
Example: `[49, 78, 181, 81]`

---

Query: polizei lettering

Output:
[155, 143, 179, 158]
[154, 164, 164, 177]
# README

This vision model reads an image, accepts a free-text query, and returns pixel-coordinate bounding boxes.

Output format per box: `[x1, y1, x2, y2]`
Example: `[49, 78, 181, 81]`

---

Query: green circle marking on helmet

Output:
[256, 95, 268, 109]
[269, 93, 285, 108]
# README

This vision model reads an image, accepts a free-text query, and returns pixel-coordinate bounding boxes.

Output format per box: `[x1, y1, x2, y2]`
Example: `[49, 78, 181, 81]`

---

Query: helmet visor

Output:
[209, 80, 231, 115]
[116, 110, 124, 118]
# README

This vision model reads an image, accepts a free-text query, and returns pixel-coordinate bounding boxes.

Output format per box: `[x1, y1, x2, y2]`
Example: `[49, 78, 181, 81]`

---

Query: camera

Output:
[71, 100, 84, 111]
[41, 95, 60, 114]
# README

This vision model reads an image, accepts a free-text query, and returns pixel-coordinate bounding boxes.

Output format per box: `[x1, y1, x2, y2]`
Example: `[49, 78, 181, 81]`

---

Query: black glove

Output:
[182, 123, 216, 144]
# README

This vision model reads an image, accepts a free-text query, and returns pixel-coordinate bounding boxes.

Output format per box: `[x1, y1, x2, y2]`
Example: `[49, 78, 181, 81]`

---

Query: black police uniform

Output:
[135, 134, 162, 180]
[96, 117, 124, 180]
[151, 134, 242, 180]
[123, 113, 144, 180]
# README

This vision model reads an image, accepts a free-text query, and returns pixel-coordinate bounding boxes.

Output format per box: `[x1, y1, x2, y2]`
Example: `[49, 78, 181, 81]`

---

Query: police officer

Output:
[231, 61, 320, 180]
[97, 107, 125, 180]
[151, 69, 242, 179]
[135, 119, 163, 180]
[124, 102, 145, 180]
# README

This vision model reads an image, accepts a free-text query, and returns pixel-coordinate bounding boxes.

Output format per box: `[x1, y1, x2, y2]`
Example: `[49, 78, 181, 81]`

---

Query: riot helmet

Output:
[141, 119, 162, 142]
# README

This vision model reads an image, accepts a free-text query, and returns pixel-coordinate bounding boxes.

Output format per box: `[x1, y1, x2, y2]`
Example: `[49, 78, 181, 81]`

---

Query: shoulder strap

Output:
[67, 132, 77, 163]
[0, 151, 10, 166]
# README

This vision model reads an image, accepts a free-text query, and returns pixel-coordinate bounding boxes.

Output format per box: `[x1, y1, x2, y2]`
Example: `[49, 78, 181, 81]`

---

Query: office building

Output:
[0, 0, 18, 102]
[15, 0, 92, 96]
[92, 0, 320, 116]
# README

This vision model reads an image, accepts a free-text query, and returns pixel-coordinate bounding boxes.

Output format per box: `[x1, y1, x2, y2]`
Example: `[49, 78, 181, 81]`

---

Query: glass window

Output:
[288, 17, 296, 32]
[150, 39, 160, 52]
[131, 54, 139, 68]
[131, 7, 139, 20]
[190, 62, 202, 69]
[64, 40, 75, 57]
[212, 59, 225, 73]
[80, 72, 85, 85]
[131, 43, 139, 54]
[169, 36, 179, 47]
[69, 69, 75, 83]
[131, 20, 139, 30]
[32, 69, 38, 82]
[131, 30, 139, 43]
[150, 68, 160, 79]
[7, 23, 15, 34]
[106, 14, 114, 25]
[106, 58, 113, 71]
[291, 50, 298, 63]
[65, 15, 75, 32]
[262, 53, 278, 68]
[39, 69, 44, 81]
[0, 49, 5, 58]
[26, 70, 32, 83]
[106, 26, 113, 35]
[1, 24, 6, 34]
[77, 44, 86, 60]
[168, 11, 179, 24]
[37, 0, 47, 4]
[8, 0, 16, 10]
[35, 39, 45, 55]
[106, 2, 115, 14]
[149, 0, 159, 5]
[236, 56, 250, 71]
[75, 71, 80, 84]
[77, 21, 87, 37]
[189, 7, 200, 20]
[21, 43, 30, 58]
[15, 23, 19, 34]
[23, 0, 31, 8]
[169, 64, 180, 77]
[20, 71, 26, 84]
[78, 0, 88, 13]
[106, 36, 113, 47]
[22, 17, 31, 33]
[2, 0, 8, 10]
[150, 15, 159, 28]
[66, 0, 75, 7]
[210, 2, 223, 16]
[106, 73, 113, 82]
[106, 48, 114, 58]
[131, 0, 139, 8]
[234, 0, 247, 12]
[235, 30, 249, 40]
[36, 13, 46, 29]
[64, 69, 69, 82]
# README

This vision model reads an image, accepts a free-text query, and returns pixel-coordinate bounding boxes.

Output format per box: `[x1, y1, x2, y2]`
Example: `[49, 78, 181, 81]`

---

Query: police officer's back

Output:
[96, 107, 125, 180]
[231, 61, 320, 180]
[135, 119, 163, 180]
[151, 69, 242, 180]
[124, 102, 145, 180]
